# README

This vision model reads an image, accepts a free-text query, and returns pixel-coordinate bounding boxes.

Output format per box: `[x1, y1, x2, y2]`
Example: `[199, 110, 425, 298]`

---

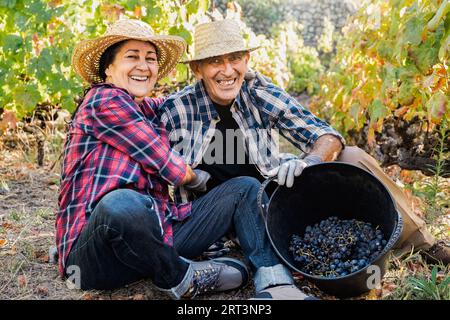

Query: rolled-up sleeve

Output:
[256, 85, 345, 153]
[277, 95, 345, 153]
[90, 88, 187, 186]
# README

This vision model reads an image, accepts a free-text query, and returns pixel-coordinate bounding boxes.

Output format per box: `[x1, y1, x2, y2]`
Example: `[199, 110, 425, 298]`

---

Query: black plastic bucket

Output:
[257, 162, 403, 297]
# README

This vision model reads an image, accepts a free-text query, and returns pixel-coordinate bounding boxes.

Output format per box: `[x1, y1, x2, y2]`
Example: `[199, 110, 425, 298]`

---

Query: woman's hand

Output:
[181, 165, 197, 185]
[184, 169, 211, 192]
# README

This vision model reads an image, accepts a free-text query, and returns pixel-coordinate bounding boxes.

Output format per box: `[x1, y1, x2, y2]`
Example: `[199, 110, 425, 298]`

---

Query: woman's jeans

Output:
[65, 176, 293, 293]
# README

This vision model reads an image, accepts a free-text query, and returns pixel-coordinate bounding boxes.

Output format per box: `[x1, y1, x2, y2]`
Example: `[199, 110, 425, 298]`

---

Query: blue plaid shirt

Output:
[157, 72, 345, 203]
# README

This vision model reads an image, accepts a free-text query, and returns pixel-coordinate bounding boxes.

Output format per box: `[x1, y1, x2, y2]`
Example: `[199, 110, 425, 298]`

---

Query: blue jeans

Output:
[66, 176, 293, 293]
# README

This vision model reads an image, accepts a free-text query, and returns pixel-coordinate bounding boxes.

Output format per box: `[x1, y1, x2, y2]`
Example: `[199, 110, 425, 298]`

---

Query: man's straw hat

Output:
[72, 19, 186, 84]
[185, 19, 259, 63]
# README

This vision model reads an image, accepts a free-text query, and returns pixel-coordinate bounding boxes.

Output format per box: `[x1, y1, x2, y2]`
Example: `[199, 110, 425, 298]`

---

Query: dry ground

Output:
[0, 145, 448, 300]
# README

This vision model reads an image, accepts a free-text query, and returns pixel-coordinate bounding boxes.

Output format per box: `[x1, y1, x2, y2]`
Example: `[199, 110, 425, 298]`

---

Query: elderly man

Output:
[158, 19, 449, 299]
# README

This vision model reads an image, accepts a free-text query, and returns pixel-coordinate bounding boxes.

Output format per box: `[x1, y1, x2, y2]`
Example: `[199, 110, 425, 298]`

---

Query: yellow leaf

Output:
[0, 239, 7, 247]
[367, 127, 376, 147]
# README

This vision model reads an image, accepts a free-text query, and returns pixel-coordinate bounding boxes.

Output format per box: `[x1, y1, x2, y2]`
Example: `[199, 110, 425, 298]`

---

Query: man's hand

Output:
[184, 169, 211, 192]
[276, 155, 322, 188]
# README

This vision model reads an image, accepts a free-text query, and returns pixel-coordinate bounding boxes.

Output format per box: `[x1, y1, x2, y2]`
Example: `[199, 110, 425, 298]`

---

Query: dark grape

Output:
[289, 216, 387, 278]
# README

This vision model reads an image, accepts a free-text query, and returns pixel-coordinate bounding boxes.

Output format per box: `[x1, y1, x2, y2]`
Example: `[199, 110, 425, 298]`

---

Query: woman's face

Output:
[105, 40, 158, 103]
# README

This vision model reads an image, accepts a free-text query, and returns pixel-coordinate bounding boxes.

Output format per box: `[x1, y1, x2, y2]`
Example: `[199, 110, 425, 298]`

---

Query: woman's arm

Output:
[90, 87, 188, 186]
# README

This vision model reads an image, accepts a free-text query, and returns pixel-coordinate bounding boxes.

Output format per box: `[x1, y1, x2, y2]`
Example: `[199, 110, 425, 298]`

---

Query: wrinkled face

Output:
[105, 40, 158, 103]
[190, 51, 250, 106]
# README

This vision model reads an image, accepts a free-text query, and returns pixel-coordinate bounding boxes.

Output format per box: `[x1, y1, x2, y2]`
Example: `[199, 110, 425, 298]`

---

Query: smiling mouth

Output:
[130, 76, 149, 82]
[216, 78, 237, 87]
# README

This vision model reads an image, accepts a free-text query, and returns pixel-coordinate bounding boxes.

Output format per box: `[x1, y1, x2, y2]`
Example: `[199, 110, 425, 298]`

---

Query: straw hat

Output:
[185, 19, 259, 63]
[72, 19, 187, 84]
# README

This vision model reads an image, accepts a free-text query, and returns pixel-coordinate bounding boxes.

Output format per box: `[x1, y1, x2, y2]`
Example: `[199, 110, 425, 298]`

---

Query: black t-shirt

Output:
[195, 102, 263, 194]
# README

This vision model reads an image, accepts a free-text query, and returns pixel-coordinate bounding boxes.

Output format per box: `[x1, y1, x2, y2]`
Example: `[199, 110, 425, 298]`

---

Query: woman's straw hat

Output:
[72, 19, 186, 84]
[185, 19, 259, 63]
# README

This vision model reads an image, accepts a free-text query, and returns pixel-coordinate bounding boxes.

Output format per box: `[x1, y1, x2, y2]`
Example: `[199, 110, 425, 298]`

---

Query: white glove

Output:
[275, 155, 322, 188]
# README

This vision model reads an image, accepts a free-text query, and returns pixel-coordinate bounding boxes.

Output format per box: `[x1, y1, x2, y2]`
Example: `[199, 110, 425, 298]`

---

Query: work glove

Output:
[184, 169, 211, 192]
[275, 154, 322, 188]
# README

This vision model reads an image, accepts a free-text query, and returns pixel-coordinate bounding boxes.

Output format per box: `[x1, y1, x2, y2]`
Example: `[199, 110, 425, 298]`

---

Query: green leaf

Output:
[13, 11, 30, 32]
[146, 5, 161, 19]
[408, 30, 442, 74]
[27, 0, 52, 25]
[350, 103, 360, 123]
[398, 77, 417, 106]
[60, 94, 76, 113]
[442, 277, 450, 287]
[169, 25, 192, 45]
[13, 83, 42, 114]
[29, 48, 55, 81]
[175, 63, 188, 83]
[388, 10, 400, 38]
[427, 0, 450, 32]
[377, 40, 394, 61]
[438, 31, 450, 61]
[118, 0, 139, 10]
[3, 34, 23, 53]
[402, 16, 425, 46]
[0, 0, 16, 9]
[368, 99, 389, 123]
[186, 0, 199, 15]
[431, 266, 437, 283]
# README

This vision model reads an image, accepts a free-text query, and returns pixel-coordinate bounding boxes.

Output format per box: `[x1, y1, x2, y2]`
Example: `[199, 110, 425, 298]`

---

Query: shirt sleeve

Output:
[141, 96, 166, 120]
[260, 86, 345, 154]
[90, 88, 186, 186]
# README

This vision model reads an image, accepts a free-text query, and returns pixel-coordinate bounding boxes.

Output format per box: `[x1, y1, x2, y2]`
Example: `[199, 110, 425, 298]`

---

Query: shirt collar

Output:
[193, 80, 248, 120]
[91, 82, 150, 106]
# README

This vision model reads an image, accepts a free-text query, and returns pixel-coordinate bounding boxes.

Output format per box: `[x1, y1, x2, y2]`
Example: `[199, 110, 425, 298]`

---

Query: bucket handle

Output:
[257, 176, 277, 223]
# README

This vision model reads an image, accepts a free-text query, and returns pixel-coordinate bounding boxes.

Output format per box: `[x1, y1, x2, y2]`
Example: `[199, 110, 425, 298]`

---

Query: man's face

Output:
[190, 51, 250, 106]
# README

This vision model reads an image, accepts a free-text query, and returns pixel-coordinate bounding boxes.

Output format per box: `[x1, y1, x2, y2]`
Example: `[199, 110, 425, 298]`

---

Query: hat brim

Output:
[182, 46, 260, 64]
[72, 34, 186, 84]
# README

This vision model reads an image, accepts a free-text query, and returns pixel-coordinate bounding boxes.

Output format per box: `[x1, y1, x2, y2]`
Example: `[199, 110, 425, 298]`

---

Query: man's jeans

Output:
[65, 176, 293, 293]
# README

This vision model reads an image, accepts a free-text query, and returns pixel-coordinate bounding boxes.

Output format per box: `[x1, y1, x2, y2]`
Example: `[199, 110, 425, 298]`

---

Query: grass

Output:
[35, 208, 54, 221]
[410, 120, 449, 222]
[8, 210, 24, 222]
[0, 179, 10, 192]
[384, 252, 450, 300]
[406, 265, 450, 300]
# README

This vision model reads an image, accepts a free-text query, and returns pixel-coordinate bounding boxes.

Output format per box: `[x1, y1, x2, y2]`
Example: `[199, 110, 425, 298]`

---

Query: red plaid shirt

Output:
[56, 83, 191, 275]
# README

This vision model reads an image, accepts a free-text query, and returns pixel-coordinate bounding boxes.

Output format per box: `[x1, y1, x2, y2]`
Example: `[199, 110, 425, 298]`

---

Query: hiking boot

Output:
[253, 285, 320, 300]
[422, 241, 450, 265]
[183, 257, 249, 298]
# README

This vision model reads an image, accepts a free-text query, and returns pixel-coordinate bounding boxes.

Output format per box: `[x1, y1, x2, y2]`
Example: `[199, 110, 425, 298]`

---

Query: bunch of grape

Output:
[289, 216, 387, 278]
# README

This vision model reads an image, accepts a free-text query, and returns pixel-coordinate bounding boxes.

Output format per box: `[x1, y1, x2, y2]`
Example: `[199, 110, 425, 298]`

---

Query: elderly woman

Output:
[56, 19, 248, 299]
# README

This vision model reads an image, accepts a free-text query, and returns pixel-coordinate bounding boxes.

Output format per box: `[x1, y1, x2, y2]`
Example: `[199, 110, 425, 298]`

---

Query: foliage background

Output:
[0, 0, 333, 118]
[0, 0, 448, 168]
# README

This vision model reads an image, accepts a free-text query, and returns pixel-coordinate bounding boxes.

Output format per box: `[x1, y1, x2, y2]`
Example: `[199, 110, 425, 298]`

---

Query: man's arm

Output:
[308, 134, 343, 162]
[275, 134, 344, 188]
